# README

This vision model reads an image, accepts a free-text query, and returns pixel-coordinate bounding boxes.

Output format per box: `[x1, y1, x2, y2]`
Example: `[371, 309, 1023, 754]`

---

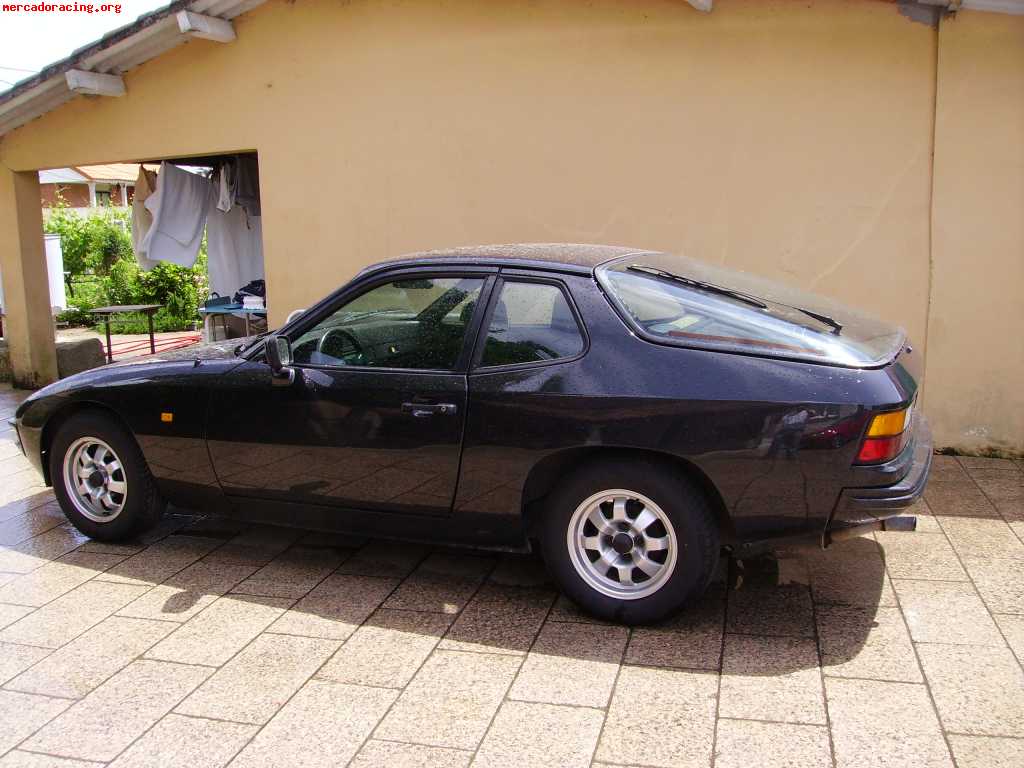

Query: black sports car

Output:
[12, 244, 931, 622]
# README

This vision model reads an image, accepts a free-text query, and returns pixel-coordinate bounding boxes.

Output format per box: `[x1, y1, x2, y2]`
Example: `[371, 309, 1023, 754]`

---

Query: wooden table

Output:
[91, 304, 162, 363]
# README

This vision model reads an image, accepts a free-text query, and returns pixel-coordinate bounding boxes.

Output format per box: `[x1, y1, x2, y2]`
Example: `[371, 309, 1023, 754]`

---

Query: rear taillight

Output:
[856, 405, 912, 465]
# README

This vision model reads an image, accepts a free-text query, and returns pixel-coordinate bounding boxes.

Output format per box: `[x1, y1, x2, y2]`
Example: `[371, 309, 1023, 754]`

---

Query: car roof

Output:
[366, 243, 656, 277]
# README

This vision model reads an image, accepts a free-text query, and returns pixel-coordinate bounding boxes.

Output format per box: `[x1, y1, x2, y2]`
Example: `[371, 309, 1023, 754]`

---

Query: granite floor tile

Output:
[937, 516, 1023, 559]
[595, 666, 717, 768]
[146, 594, 292, 667]
[7, 615, 175, 699]
[917, 643, 1024, 736]
[961, 555, 1024, 614]
[177, 632, 339, 724]
[228, 679, 396, 768]
[508, 621, 627, 708]
[334, 540, 428, 579]
[0, 492, 56, 527]
[0, 504, 65, 547]
[719, 634, 826, 725]
[805, 538, 891, 607]
[265, 573, 398, 641]
[116, 561, 258, 623]
[894, 580, 1004, 645]
[22, 660, 211, 762]
[874, 530, 968, 581]
[0, 551, 125, 607]
[726, 584, 815, 637]
[376, 650, 521, 750]
[0, 690, 71, 754]
[826, 678, 952, 768]
[0, 580, 149, 649]
[472, 700, 604, 768]
[924, 480, 999, 518]
[96, 535, 223, 587]
[230, 545, 346, 599]
[959, 456, 1019, 472]
[714, 719, 831, 768]
[0, 641, 51, 686]
[994, 613, 1024, 662]
[947, 734, 1024, 768]
[0, 524, 89, 574]
[624, 595, 723, 671]
[202, 526, 302, 567]
[546, 594, 614, 625]
[969, 469, 1023, 519]
[0, 751, 104, 767]
[108, 713, 257, 768]
[817, 604, 921, 682]
[349, 740, 471, 768]
[0, 603, 34, 632]
[318, 608, 452, 688]
[383, 573, 483, 615]
[440, 588, 552, 657]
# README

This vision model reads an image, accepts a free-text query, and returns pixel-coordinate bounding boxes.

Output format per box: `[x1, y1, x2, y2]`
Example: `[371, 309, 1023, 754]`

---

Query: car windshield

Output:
[597, 253, 905, 367]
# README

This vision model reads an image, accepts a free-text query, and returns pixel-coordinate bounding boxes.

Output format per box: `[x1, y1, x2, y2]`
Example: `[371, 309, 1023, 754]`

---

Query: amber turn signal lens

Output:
[856, 407, 911, 464]
[866, 409, 908, 438]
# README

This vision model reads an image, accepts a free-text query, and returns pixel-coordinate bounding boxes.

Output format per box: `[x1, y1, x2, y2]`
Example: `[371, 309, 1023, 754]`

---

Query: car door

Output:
[206, 268, 495, 517]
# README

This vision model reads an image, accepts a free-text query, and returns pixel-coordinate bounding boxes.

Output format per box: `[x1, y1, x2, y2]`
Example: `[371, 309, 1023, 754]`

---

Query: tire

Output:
[49, 411, 165, 541]
[540, 457, 720, 624]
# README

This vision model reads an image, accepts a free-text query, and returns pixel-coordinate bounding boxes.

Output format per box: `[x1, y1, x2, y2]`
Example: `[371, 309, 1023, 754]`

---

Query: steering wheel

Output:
[317, 327, 364, 361]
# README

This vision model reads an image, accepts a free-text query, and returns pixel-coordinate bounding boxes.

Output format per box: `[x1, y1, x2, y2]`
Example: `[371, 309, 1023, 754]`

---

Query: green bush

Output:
[47, 202, 208, 333]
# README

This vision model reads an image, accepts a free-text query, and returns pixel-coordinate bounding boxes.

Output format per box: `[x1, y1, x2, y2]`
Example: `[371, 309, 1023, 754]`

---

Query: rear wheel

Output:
[49, 411, 165, 541]
[540, 458, 719, 624]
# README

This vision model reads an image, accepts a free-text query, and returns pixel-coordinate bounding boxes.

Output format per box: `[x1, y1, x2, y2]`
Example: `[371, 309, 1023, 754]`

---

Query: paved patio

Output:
[0, 383, 1022, 768]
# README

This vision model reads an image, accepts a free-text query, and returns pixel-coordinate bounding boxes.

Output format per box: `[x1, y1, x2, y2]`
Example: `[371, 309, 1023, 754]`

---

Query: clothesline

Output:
[131, 157, 265, 301]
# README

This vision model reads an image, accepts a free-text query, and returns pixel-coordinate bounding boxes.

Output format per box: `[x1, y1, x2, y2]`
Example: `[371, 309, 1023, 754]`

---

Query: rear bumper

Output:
[11, 417, 45, 478]
[832, 415, 933, 526]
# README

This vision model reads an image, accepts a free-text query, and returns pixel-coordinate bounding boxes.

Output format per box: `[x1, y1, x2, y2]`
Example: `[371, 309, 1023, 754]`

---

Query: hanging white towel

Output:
[216, 163, 233, 213]
[140, 162, 212, 269]
[206, 206, 264, 299]
[131, 165, 159, 269]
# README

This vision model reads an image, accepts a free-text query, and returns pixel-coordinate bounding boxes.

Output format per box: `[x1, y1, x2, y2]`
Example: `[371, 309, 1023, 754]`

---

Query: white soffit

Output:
[0, 0, 266, 137]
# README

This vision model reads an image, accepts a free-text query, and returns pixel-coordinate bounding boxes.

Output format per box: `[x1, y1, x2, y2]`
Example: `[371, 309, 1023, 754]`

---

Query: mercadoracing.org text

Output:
[3, 3, 123, 13]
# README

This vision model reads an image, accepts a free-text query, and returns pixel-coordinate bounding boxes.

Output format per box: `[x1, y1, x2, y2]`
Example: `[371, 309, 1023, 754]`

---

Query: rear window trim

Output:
[470, 274, 590, 373]
[594, 260, 904, 370]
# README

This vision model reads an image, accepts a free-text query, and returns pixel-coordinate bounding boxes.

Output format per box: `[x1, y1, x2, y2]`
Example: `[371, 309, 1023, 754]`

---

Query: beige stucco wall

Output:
[0, 0, 1017, 451]
[927, 10, 1024, 455]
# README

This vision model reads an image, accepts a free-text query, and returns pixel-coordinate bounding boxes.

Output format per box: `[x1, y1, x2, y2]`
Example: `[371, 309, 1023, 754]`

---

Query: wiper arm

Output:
[235, 330, 272, 356]
[627, 265, 768, 309]
[791, 306, 843, 336]
[628, 264, 843, 335]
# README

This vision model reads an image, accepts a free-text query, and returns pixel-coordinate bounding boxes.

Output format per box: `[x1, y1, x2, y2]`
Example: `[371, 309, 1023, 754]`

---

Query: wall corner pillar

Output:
[0, 164, 59, 388]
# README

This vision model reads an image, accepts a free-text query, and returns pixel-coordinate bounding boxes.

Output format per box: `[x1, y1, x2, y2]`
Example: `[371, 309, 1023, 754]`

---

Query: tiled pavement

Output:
[1, 384, 1022, 768]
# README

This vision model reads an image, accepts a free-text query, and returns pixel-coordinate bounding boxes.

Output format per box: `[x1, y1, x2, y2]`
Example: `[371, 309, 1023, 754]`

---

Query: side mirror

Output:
[265, 335, 295, 385]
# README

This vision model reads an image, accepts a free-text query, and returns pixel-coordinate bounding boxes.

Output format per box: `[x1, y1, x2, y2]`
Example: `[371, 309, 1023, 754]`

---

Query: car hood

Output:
[103, 336, 259, 368]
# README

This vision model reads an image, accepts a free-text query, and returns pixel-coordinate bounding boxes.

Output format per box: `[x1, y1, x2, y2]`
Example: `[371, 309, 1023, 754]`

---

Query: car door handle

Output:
[401, 402, 458, 418]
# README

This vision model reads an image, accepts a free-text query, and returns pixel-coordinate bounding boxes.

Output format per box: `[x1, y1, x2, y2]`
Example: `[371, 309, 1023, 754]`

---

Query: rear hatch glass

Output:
[596, 253, 905, 368]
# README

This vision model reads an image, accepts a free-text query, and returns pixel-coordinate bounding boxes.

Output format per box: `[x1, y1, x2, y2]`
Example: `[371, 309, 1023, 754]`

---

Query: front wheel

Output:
[49, 411, 165, 541]
[540, 459, 720, 624]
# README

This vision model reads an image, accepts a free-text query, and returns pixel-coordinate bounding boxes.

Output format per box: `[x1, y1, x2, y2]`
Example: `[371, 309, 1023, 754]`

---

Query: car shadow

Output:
[99, 511, 893, 677]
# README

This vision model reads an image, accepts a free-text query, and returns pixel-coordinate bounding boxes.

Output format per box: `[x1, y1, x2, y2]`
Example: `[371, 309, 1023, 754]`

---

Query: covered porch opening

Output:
[0, 149, 266, 386]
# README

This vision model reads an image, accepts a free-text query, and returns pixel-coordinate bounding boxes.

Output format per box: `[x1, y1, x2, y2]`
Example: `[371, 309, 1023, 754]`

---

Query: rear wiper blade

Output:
[627, 265, 768, 309]
[628, 264, 843, 335]
[791, 306, 843, 336]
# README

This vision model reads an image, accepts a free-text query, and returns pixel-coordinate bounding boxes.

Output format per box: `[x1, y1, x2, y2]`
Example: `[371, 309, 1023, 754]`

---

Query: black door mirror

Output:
[265, 335, 295, 385]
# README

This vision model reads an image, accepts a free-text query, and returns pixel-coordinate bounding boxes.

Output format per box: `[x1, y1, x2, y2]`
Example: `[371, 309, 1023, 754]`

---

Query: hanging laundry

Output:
[131, 165, 159, 269]
[216, 161, 233, 213]
[140, 162, 212, 269]
[233, 154, 261, 217]
[206, 205, 265, 299]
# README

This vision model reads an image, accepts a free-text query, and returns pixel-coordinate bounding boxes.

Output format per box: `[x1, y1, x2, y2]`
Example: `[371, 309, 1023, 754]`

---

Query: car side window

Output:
[291, 276, 485, 370]
[479, 281, 584, 367]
